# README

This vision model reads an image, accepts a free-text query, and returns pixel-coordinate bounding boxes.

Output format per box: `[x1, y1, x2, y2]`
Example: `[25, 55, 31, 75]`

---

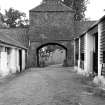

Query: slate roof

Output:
[30, 1, 74, 12]
[74, 21, 97, 38]
[0, 28, 29, 49]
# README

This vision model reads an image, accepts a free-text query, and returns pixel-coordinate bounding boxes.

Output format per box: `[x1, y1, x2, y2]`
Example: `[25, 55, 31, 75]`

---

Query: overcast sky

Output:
[0, 0, 104, 20]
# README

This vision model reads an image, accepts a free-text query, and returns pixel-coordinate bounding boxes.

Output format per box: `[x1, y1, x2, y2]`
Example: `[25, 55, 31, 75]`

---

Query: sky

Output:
[0, 0, 104, 20]
[85, 0, 105, 20]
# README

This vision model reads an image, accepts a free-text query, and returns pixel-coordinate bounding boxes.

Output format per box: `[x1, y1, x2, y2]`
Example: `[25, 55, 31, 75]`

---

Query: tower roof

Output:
[30, 0, 74, 12]
[43, 0, 61, 2]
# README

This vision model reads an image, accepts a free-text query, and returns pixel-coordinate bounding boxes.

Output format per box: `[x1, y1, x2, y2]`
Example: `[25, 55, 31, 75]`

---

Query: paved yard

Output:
[0, 65, 105, 105]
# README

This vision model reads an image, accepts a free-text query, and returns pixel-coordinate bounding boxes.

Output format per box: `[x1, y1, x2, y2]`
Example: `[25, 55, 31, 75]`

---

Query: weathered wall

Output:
[29, 12, 74, 41]
[28, 3, 75, 67]
[27, 40, 74, 67]
[9, 48, 17, 73]
[66, 40, 74, 66]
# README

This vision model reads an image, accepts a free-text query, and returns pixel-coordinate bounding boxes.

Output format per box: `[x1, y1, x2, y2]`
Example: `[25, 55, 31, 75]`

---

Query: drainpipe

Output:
[74, 39, 76, 67]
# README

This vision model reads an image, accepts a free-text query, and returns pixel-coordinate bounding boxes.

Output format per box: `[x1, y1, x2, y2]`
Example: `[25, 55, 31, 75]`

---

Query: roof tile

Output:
[74, 21, 96, 37]
[0, 28, 29, 49]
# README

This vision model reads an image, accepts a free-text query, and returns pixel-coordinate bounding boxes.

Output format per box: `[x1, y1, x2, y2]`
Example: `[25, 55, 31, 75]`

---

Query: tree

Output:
[62, 0, 89, 21]
[2, 8, 29, 28]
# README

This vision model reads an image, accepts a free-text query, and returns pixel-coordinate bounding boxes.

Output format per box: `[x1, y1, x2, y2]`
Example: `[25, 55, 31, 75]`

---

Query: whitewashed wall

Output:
[0, 45, 27, 77]
[0, 47, 9, 76]
[75, 33, 94, 75]
[9, 48, 17, 73]
[16, 49, 20, 72]
[85, 32, 94, 73]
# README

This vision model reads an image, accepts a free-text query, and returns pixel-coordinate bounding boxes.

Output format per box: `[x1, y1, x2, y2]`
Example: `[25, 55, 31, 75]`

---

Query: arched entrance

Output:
[36, 43, 67, 67]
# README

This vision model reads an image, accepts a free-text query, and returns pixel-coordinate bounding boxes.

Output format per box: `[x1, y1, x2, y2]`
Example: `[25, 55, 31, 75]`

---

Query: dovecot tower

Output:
[28, 0, 75, 67]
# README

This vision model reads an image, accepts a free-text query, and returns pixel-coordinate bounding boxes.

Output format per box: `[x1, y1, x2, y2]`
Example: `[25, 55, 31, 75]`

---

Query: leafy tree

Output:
[0, 12, 8, 28]
[2, 8, 29, 28]
[18, 18, 29, 27]
[62, 0, 89, 21]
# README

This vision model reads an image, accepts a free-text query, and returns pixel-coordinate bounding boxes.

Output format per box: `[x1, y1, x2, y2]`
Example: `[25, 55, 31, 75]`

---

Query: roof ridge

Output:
[30, 1, 74, 12]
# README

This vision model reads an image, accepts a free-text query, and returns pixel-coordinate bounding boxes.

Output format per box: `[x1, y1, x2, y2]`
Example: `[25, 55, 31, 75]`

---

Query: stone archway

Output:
[36, 43, 67, 67]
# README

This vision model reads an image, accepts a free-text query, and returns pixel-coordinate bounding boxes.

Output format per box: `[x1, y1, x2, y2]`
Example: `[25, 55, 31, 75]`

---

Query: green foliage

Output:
[2, 8, 29, 28]
[63, 0, 89, 21]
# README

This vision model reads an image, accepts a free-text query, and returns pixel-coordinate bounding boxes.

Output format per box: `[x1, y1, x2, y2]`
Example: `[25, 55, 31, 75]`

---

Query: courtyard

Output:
[0, 65, 104, 105]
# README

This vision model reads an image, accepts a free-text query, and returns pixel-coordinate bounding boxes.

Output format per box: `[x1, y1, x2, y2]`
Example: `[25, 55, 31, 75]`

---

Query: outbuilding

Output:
[0, 28, 28, 76]
[74, 21, 98, 76]
[74, 15, 105, 88]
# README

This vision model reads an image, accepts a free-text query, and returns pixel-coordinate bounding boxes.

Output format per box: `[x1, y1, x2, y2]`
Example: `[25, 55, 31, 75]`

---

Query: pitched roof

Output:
[30, 1, 74, 12]
[0, 28, 29, 49]
[74, 21, 96, 37]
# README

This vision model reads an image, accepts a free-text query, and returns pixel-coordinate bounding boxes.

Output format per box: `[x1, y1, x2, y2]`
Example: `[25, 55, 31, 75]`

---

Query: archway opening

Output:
[36, 43, 67, 67]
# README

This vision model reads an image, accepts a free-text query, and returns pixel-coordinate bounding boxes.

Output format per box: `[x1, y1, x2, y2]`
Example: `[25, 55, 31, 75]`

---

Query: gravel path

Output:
[0, 65, 104, 105]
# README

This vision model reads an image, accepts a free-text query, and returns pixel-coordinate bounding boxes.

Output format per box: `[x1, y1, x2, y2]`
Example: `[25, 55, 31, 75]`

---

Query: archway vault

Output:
[27, 40, 74, 67]
[36, 42, 67, 52]
[36, 42, 67, 67]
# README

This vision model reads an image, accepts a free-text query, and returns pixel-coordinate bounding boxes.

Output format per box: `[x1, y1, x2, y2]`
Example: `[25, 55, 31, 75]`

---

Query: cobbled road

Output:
[0, 65, 105, 105]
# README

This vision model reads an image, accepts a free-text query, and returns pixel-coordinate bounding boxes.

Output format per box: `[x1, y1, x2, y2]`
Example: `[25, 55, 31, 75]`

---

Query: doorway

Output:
[36, 43, 67, 67]
[93, 33, 98, 74]
[19, 50, 22, 72]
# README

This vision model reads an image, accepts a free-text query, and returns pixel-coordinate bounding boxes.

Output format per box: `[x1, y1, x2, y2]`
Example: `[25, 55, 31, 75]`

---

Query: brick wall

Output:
[28, 2, 75, 67]
[29, 12, 74, 41]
